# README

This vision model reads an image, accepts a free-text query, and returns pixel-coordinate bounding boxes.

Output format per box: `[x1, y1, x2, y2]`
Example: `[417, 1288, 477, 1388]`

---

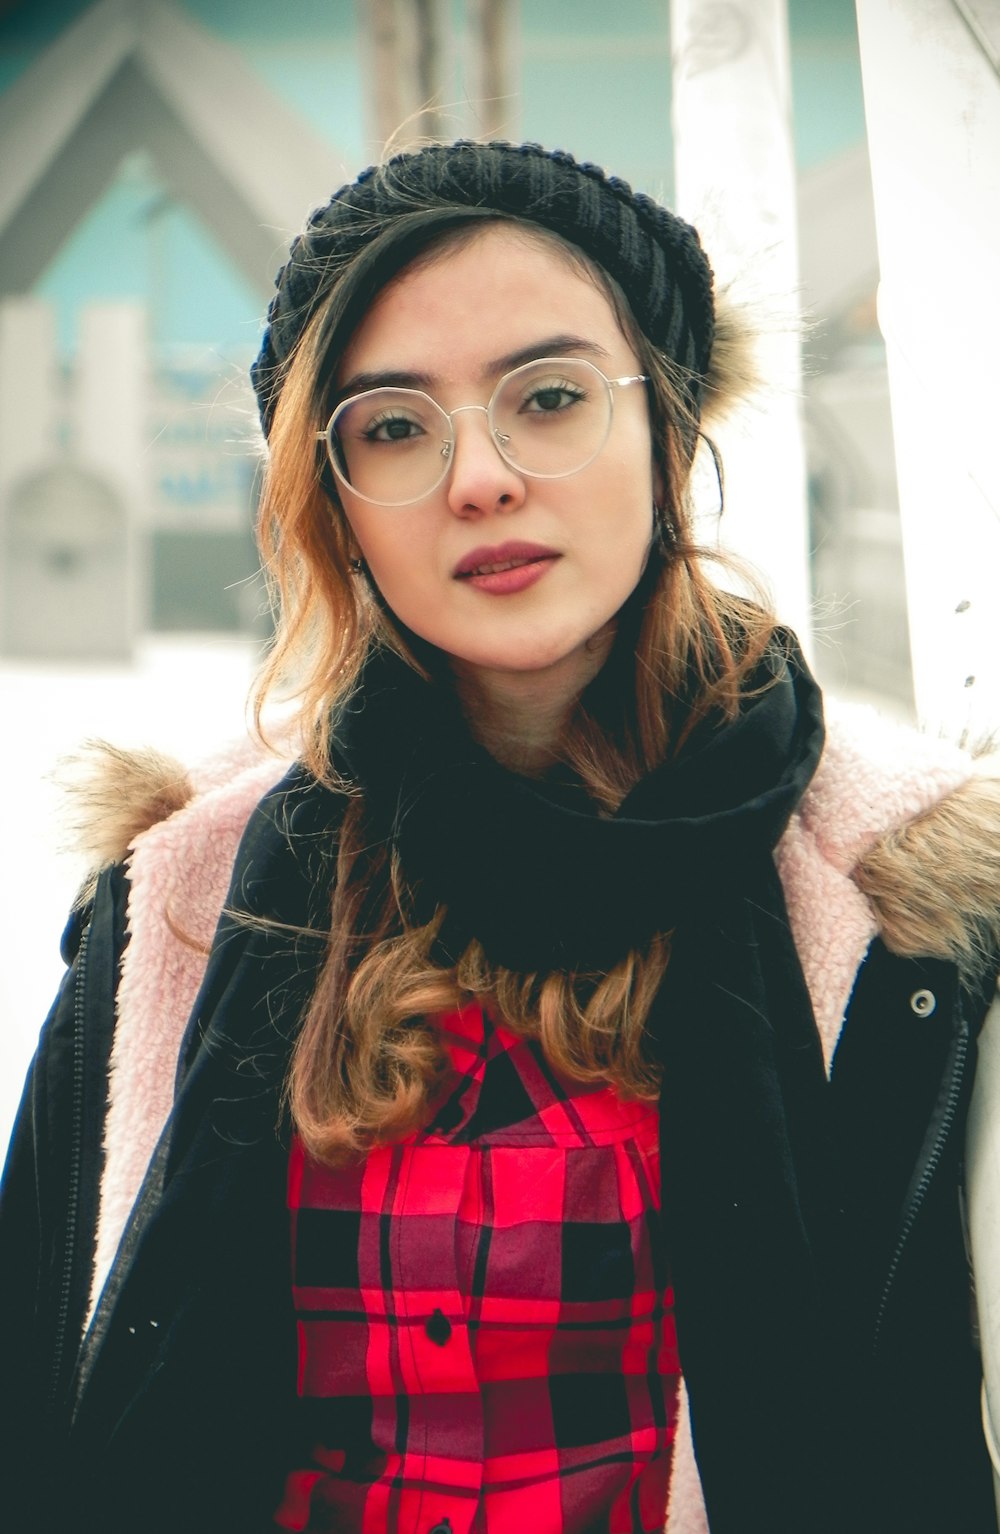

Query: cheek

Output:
[343, 509, 401, 579]
[606, 481, 657, 596]
[603, 421, 656, 505]
[590, 458, 655, 559]
[346, 514, 439, 625]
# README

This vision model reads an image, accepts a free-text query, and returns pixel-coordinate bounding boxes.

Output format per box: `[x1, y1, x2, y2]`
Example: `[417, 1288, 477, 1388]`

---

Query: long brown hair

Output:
[254, 212, 776, 1163]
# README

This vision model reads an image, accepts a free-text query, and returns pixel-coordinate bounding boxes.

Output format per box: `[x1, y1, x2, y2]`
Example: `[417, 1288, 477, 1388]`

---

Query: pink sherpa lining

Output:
[85, 702, 974, 1531]
[86, 743, 295, 1330]
[776, 699, 971, 1073]
[665, 1381, 709, 1534]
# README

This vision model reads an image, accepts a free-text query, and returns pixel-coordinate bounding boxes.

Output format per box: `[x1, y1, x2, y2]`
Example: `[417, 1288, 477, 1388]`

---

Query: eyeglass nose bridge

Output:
[439, 401, 512, 463]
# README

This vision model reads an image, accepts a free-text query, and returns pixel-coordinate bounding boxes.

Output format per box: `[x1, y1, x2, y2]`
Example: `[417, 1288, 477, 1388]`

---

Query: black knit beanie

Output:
[251, 140, 715, 438]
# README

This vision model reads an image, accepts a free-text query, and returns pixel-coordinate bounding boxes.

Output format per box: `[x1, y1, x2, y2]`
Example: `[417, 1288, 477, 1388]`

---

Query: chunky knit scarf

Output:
[332, 639, 854, 1532]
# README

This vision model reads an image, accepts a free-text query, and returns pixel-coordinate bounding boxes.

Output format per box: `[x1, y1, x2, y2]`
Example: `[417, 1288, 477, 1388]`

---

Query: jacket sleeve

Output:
[965, 986, 1000, 1523]
[0, 865, 129, 1524]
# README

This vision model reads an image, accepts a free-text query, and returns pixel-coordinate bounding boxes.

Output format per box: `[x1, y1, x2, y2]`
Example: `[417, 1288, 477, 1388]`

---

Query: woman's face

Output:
[334, 225, 658, 698]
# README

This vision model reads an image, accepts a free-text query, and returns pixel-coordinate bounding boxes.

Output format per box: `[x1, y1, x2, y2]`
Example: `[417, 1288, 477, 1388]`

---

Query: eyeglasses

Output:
[317, 356, 649, 507]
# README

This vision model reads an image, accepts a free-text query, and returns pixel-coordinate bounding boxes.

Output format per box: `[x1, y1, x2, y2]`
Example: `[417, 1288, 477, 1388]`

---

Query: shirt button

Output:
[425, 1308, 452, 1346]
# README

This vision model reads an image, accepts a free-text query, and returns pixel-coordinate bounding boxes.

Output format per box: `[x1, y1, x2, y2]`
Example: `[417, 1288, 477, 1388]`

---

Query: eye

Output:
[519, 378, 587, 416]
[361, 409, 427, 444]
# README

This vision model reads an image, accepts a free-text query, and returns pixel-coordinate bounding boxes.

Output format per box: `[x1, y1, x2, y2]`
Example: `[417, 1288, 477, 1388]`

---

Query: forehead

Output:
[337, 224, 633, 385]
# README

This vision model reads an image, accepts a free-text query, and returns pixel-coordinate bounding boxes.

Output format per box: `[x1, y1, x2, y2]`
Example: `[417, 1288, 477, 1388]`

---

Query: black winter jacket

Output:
[2, 736, 998, 1534]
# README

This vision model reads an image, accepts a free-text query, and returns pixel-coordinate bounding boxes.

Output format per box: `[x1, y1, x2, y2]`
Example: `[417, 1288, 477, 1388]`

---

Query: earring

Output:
[349, 557, 364, 574]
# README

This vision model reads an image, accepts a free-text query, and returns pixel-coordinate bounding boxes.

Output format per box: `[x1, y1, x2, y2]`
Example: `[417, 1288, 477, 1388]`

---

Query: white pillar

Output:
[77, 301, 149, 636]
[856, 0, 1000, 739]
[670, 0, 812, 649]
[0, 297, 58, 491]
[77, 302, 148, 501]
[0, 298, 59, 649]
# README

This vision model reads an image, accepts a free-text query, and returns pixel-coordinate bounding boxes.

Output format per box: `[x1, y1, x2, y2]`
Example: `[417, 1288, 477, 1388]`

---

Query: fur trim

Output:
[701, 284, 762, 424]
[855, 770, 1000, 983]
[59, 742, 195, 903]
[59, 711, 302, 901]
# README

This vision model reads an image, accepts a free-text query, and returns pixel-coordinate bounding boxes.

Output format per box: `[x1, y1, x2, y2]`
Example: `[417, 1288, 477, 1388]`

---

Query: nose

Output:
[444, 405, 526, 519]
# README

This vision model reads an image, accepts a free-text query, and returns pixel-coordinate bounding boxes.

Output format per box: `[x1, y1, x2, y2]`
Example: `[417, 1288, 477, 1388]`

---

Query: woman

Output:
[2, 140, 998, 1534]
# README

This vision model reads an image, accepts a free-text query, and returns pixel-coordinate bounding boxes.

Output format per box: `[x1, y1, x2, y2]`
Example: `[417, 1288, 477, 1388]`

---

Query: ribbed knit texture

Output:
[251, 141, 715, 435]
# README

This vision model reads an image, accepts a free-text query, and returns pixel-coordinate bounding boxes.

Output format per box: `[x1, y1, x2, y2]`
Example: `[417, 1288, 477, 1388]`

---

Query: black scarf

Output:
[333, 640, 854, 1533]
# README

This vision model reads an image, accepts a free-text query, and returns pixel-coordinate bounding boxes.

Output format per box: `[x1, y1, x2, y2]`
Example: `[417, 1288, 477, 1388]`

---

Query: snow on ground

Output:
[0, 635, 261, 1160]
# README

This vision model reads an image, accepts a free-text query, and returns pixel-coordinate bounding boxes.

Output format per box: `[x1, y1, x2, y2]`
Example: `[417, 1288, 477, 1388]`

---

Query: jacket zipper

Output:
[47, 919, 91, 1412]
[872, 1022, 969, 1353]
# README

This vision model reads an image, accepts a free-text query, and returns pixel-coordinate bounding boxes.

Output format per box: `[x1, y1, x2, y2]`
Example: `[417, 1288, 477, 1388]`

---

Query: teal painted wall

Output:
[1, 0, 867, 358]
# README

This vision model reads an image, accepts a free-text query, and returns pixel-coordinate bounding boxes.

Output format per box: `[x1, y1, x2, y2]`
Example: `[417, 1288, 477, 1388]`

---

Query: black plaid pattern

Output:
[275, 1004, 680, 1533]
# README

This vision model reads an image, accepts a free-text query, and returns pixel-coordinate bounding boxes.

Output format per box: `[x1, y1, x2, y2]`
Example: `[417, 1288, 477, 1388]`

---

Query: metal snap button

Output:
[425, 1308, 452, 1346]
[909, 988, 936, 1017]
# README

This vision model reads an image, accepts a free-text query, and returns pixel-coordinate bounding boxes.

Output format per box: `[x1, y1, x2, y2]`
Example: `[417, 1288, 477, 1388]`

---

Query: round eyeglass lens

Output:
[489, 357, 613, 480]
[327, 387, 452, 506]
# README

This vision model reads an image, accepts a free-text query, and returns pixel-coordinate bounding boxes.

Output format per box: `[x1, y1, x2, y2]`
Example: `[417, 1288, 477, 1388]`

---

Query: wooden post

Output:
[412, 0, 445, 139]
[362, 0, 405, 149]
[468, 0, 515, 137]
[360, 0, 446, 150]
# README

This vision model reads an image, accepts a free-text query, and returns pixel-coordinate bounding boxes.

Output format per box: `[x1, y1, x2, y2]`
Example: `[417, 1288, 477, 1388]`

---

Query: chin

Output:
[456, 643, 602, 681]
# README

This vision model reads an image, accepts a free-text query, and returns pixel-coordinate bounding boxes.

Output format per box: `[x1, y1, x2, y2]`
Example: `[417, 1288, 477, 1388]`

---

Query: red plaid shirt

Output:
[274, 1004, 679, 1534]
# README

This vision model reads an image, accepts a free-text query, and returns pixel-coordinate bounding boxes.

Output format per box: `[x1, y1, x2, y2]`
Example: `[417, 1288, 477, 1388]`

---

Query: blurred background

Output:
[1, 0, 997, 1146]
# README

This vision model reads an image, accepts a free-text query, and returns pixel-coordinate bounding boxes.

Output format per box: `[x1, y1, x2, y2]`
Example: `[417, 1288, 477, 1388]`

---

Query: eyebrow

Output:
[336, 334, 613, 399]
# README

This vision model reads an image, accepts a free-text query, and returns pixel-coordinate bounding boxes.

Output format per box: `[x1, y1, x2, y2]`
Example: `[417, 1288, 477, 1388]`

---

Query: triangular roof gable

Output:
[0, 0, 349, 297]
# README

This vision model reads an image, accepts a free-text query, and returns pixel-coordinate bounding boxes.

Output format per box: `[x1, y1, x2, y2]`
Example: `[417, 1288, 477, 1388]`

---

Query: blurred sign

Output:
[150, 364, 257, 533]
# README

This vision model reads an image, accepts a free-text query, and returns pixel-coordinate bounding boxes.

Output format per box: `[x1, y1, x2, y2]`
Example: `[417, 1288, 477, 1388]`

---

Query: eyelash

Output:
[518, 380, 587, 413]
[361, 410, 426, 443]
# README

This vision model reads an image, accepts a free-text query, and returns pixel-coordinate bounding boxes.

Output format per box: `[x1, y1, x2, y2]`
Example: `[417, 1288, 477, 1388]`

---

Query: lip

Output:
[452, 540, 560, 597]
[453, 541, 560, 579]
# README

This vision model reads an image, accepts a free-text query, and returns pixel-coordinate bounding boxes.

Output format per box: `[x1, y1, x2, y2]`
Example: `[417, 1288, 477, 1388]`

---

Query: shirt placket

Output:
[365, 1141, 485, 1534]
